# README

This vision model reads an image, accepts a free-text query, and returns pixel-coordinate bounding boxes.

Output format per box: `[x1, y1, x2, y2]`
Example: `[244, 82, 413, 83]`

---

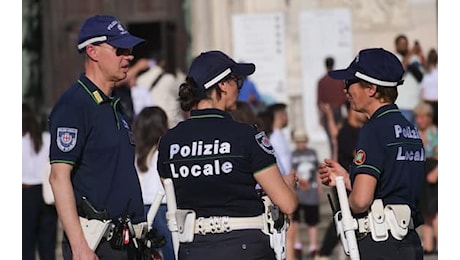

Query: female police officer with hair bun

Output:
[318, 48, 424, 260]
[157, 50, 298, 260]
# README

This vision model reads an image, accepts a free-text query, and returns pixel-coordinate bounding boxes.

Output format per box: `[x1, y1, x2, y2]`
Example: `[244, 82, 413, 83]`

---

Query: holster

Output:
[260, 195, 288, 260]
[384, 204, 411, 240]
[79, 217, 113, 251]
[361, 199, 412, 242]
[368, 199, 388, 242]
[173, 209, 196, 243]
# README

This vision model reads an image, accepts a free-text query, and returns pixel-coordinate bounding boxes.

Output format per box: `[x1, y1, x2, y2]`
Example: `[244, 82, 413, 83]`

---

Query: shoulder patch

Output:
[57, 127, 78, 152]
[354, 149, 366, 165]
[255, 132, 275, 155]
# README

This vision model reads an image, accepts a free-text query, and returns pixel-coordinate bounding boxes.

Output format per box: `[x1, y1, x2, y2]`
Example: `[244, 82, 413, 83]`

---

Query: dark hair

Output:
[178, 77, 202, 112]
[325, 57, 334, 70]
[230, 101, 263, 128]
[359, 81, 398, 103]
[259, 103, 286, 134]
[22, 103, 43, 153]
[394, 34, 408, 45]
[257, 110, 273, 136]
[267, 103, 287, 115]
[377, 86, 398, 103]
[178, 76, 225, 112]
[427, 48, 438, 65]
[132, 106, 169, 172]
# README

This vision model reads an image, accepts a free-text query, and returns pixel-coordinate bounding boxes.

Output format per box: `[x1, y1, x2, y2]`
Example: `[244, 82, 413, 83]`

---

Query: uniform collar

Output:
[77, 74, 114, 104]
[371, 104, 399, 120]
[189, 108, 232, 119]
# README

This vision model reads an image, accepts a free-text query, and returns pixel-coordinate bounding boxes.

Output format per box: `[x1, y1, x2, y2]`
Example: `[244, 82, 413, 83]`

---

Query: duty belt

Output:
[194, 215, 265, 235]
[356, 216, 415, 238]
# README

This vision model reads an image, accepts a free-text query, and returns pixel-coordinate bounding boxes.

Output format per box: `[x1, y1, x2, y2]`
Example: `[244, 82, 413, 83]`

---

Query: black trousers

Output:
[179, 230, 276, 260]
[22, 185, 58, 260]
[358, 230, 423, 260]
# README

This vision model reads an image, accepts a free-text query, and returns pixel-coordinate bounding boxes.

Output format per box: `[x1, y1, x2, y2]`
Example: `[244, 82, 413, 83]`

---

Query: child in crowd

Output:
[291, 129, 321, 259]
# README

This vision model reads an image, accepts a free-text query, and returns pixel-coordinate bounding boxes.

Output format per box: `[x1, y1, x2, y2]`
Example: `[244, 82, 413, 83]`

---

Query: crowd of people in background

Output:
[23, 103, 58, 260]
[23, 30, 438, 260]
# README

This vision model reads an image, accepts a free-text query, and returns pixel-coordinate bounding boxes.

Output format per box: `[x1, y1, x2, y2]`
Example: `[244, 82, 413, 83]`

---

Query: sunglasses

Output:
[344, 79, 360, 90]
[96, 44, 132, 56]
[114, 47, 133, 56]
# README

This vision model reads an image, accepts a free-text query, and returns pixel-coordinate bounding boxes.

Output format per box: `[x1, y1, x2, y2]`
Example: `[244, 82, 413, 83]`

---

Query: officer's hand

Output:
[318, 158, 348, 187]
[73, 245, 99, 260]
[283, 169, 297, 189]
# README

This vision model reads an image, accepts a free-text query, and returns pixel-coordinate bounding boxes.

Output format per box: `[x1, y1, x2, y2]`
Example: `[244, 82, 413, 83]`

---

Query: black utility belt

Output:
[77, 197, 151, 250]
[105, 218, 148, 250]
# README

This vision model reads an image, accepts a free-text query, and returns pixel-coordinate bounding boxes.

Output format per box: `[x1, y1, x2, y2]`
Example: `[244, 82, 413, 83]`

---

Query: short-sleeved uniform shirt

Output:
[157, 108, 277, 218]
[350, 104, 425, 217]
[49, 74, 144, 223]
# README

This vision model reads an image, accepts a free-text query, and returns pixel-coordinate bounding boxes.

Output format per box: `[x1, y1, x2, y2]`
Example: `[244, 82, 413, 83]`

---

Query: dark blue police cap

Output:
[329, 48, 405, 87]
[188, 50, 255, 93]
[77, 15, 144, 52]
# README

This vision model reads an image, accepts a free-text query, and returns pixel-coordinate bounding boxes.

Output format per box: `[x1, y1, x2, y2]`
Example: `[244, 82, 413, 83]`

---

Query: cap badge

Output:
[117, 23, 128, 35]
[107, 20, 118, 30]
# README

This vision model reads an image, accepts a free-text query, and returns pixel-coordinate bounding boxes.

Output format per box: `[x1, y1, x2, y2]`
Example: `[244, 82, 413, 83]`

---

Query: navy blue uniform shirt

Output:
[157, 108, 277, 218]
[350, 104, 425, 216]
[49, 74, 145, 223]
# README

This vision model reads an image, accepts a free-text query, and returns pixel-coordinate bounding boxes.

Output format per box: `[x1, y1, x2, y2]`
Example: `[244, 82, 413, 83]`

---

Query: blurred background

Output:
[21, 0, 438, 259]
[22, 0, 437, 159]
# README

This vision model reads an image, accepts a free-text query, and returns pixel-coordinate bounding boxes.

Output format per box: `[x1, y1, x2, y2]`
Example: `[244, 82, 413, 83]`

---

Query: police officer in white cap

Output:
[157, 50, 298, 259]
[318, 48, 424, 260]
[49, 15, 147, 260]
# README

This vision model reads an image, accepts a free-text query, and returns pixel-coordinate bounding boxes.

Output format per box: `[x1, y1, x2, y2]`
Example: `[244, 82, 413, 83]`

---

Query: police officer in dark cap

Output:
[318, 48, 425, 259]
[157, 50, 298, 260]
[49, 15, 147, 259]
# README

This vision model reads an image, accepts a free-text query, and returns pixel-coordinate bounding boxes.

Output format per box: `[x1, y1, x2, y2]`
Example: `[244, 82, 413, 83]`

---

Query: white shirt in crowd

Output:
[394, 53, 423, 110]
[131, 84, 154, 116]
[420, 68, 438, 101]
[135, 149, 166, 205]
[136, 65, 184, 128]
[22, 132, 50, 185]
[269, 129, 292, 176]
